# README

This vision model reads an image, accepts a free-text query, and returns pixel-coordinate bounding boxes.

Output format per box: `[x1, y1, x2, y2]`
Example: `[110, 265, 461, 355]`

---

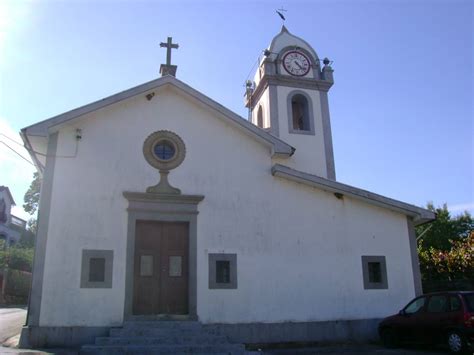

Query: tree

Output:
[23, 172, 41, 233]
[23, 172, 41, 215]
[416, 203, 473, 251]
[418, 231, 473, 281]
[416, 203, 473, 291]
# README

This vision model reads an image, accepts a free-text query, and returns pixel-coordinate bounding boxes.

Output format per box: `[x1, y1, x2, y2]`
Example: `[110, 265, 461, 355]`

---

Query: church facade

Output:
[20, 27, 434, 347]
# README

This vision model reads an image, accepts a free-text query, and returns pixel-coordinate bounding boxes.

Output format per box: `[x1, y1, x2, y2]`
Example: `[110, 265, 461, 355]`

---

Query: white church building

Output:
[20, 27, 434, 349]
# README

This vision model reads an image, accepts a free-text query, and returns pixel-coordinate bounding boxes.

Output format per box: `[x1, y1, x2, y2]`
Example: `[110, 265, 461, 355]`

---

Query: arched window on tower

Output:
[257, 105, 264, 128]
[291, 94, 310, 131]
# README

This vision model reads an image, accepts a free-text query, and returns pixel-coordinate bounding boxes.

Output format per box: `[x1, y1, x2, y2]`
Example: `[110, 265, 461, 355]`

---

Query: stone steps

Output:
[95, 335, 229, 345]
[109, 326, 222, 337]
[80, 321, 247, 355]
[122, 321, 202, 329]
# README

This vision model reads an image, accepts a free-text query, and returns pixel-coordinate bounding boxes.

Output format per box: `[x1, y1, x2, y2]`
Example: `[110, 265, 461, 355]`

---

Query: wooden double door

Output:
[133, 221, 189, 315]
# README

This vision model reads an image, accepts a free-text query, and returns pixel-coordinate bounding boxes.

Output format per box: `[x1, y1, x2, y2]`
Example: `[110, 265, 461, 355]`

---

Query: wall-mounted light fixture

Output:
[146, 92, 155, 101]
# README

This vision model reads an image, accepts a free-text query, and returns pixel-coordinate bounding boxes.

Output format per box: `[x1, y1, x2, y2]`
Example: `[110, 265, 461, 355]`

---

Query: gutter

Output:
[20, 129, 44, 175]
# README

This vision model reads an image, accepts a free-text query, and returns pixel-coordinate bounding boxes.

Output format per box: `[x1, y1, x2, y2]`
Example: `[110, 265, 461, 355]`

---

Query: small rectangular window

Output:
[169, 256, 182, 277]
[216, 260, 230, 284]
[89, 257, 105, 282]
[81, 249, 113, 288]
[208, 253, 237, 289]
[362, 256, 388, 290]
[368, 262, 382, 283]
[140, 255, 153, 277]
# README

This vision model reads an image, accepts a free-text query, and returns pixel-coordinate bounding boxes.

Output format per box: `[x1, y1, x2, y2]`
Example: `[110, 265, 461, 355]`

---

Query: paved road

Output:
[259, 344, 447, 354]
[0, 308, 26, 344]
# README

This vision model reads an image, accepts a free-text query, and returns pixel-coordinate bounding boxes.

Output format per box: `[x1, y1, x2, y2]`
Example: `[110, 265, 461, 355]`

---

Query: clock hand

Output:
[295, 61, 304, 69]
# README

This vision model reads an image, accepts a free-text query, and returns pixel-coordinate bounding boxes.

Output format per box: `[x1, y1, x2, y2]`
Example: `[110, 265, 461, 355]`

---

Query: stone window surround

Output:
[80, 249, 114, 288]
[143, 130, 186, 171]
[287, 89, 315, 136]
[361, 255, 388, 290]
[208, 253, 237, 289]
[123, 192, 204, 320]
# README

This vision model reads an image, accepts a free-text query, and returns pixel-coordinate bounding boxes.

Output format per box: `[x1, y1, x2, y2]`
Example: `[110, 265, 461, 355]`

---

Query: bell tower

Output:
[245, 26, 336, 180]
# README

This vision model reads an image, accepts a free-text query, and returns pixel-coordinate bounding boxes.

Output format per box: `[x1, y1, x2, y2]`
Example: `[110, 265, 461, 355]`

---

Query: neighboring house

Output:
[20, 27, 435, 348]
[0, 186, 26, 246]
[0, 185, 30, 303]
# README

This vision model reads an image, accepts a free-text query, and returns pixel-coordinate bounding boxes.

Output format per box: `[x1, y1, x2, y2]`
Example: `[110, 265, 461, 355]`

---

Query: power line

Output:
[0, 132, 79, 158]
[0, 133, 24, 146]
[0, 141, 35, 166]
[243, 55, 261, 86]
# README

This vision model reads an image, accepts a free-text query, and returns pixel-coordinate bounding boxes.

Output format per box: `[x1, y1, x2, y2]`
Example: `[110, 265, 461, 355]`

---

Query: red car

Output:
[378, 291, 474, 354]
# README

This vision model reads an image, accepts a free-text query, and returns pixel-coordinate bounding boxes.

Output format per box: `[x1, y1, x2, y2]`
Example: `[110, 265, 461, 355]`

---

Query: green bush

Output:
[8, 247, 34, 272]
[5, 268, 31, 300]
[0, 247, 34, 272]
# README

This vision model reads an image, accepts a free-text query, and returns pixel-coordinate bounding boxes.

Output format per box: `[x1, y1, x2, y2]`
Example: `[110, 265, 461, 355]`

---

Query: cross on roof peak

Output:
[159, 36, 179, 77]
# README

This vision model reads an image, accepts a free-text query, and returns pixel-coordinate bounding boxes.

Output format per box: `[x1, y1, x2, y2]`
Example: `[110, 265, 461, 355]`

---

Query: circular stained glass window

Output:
[153, 140, 175, 161]
[143, 130, 186, 171]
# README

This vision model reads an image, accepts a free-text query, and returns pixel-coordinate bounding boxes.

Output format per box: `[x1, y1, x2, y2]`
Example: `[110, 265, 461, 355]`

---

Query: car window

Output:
[404, 297, 426, 314]
[449, 296, 462, 312]
[463, 293, 474, 312]
[427, 295, 448, 313]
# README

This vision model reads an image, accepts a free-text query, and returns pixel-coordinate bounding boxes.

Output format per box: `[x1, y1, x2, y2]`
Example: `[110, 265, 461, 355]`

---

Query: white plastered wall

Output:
[272, 85, 328, 177]
[39, 86, 415, 326]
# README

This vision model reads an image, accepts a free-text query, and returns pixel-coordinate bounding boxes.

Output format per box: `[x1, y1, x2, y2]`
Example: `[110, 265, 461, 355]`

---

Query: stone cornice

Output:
[248, 75, 334, 109]
[123, 191, 205, 204]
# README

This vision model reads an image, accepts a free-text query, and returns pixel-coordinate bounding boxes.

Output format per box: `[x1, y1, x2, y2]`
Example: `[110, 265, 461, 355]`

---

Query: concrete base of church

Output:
[19, 326, 110, 349]
[205, 318, 381, 344]
[19, 318, 381, 348]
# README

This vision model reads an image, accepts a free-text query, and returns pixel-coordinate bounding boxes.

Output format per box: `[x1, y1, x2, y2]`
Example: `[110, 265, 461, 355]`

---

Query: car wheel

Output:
[381, 328, 398, 348]
[447, 330, 466, 354]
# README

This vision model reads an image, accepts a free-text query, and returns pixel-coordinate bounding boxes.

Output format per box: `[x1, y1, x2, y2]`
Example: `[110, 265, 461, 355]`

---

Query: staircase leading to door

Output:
[80, 321, 247, 354]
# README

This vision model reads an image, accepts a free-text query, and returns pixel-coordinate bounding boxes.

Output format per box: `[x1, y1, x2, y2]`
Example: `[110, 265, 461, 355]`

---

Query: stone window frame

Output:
[143, 130, 186, 171]
[208, 253, 237, 289]
[361, 255, 388, 290]
[287, 90, 315, 136]
[122, 192, 204, 321]
[80, 249, 114, 288]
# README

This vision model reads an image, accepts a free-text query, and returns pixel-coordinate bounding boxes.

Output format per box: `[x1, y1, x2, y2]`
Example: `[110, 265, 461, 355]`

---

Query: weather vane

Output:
[276, 7, 287, 21]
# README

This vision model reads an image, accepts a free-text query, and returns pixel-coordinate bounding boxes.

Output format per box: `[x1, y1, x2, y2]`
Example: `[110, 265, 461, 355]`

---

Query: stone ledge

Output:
[19, 326, 110, 349]
[204, 318, 381, 344]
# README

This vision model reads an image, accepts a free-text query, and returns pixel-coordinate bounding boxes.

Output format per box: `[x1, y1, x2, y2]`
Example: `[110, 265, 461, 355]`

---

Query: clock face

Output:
[282, 51, 311, 76]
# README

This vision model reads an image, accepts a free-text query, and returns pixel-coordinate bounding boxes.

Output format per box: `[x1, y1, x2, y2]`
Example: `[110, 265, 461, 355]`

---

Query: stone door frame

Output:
[123, 192, 204, 321]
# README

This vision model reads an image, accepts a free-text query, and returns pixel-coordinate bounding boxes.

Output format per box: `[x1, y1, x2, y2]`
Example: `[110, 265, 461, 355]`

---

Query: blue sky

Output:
[0, 0, 472, 220]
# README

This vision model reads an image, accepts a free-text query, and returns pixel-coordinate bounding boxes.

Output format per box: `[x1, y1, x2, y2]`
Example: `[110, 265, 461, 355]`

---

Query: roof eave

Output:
[271, 164, 436, 225]
[20, 129, 44, 175]
[21, 75, 294, 158]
